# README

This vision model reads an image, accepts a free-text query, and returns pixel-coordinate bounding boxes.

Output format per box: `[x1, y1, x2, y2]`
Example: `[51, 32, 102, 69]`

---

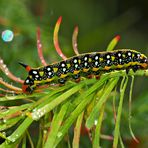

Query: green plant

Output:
[0, 18, 148, 148]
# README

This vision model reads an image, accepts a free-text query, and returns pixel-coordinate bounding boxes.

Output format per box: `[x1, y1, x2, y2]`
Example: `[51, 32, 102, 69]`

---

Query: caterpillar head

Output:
[22, 84, 34, 93]
[19, 62, 34, 93]
[22, 76, 35, 93]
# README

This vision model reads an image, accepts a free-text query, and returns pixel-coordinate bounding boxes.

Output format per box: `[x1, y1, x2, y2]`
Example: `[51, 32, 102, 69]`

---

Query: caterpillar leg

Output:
[132, 65, 140, 72]
[126, 65, 140, 74]
[58, 78, 66, 84]
[94, 71, 101, 79]
[72, 74, 81, 83]
[126, 68, 130, 74]
[22, 84, 34, 94]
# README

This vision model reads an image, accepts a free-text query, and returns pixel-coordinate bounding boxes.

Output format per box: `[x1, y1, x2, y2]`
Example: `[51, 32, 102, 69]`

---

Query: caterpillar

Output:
[20, 49, 148, 93]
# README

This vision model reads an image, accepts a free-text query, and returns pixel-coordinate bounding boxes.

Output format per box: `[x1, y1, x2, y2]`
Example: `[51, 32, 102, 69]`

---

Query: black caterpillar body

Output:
[21, 49, 148, 93]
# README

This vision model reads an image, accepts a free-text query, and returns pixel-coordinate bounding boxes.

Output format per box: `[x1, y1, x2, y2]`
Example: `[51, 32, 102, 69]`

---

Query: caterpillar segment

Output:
[20, 49, 148, 93]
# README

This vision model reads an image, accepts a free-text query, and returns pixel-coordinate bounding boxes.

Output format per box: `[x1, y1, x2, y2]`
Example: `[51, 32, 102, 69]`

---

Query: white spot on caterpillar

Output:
[95, 61, 98, 66]
[106, 55, 110, 59]
[73, 59, 78, 63]
[63, 68, 66, 72]
[26, 79, 30, 84]
[35, 75, 39, 78]
[118, 53, 121, 57]
[128, 52, 131, 56]
[95, 56, 99, 60]
[137, 53, 140, 58]
[84, 56, 88, 61]
[33, 71, 37, 74]
[61, 63, 65, 67]
[47, 67, 51, 71]
[84, 62, 88, 66]
[75, 64, 78, 68]
[107, 60, 110, 64]
[48, 72, 52, 75]
[119, 59, 122, 63]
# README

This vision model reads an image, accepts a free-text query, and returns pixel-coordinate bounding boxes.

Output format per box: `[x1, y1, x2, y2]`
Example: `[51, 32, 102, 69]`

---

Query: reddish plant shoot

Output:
[0, 77, 22, 92]
[53, 16, 67, 61]
[72, 26, 79, 55]
[37, 27, 47, 66]
[106, 35, 121, 51]
[0, 57, 24, 84]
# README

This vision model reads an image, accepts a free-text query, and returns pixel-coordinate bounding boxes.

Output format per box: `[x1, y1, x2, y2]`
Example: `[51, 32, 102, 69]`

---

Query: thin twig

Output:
[0, 57, 24, 84]
[37, 27, 47, 66]
[72, 26, 79, 55]
[53, 16, 67, 60]
[0, 77, 22, 92]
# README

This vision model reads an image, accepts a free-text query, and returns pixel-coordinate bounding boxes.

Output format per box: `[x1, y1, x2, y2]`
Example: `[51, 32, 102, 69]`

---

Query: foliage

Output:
[0, 0, 148, 148]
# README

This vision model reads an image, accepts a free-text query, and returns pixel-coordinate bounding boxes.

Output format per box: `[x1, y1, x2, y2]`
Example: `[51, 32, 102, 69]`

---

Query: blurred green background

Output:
[0, 0, 148, 147]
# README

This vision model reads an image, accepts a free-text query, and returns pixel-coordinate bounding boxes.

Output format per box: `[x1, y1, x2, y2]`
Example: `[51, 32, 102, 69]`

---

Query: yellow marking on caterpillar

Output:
[111, 56, 115, 61]
[60, 74, 68, 78]
[46, 78, 54, 82]
[39, 71, 44, 76]
[117, 65, 123, 68]
[89, 58, 92, 62]
[67, 63, 71, 68]
[29, 75, 32, 79]
[73, 70, 80, 74]
[104, 66, 111, 71]
[132, 54, 135, 58]
[92, 67, 99, 71]
[99, 58, 103, 62]
[122, 54, 126, 58]
[83, 68, 89, 72]
[141, 54, 147, 59]
[34, 80, 41, 84]
[53, 67, 58, 72]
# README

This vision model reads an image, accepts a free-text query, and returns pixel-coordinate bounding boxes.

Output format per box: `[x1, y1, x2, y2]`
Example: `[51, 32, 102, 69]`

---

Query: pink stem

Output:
[0, 87, 17, 93]
[0, 58, 24, 84]
[53, 16, 67, 60]
[72, 26, 79, 55]
[0, 77, 22, 92]
[37, 27, 47, 66]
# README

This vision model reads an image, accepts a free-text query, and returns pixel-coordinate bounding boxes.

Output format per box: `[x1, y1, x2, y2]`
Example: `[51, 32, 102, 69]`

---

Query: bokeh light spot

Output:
[1, 30, 14, 42]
